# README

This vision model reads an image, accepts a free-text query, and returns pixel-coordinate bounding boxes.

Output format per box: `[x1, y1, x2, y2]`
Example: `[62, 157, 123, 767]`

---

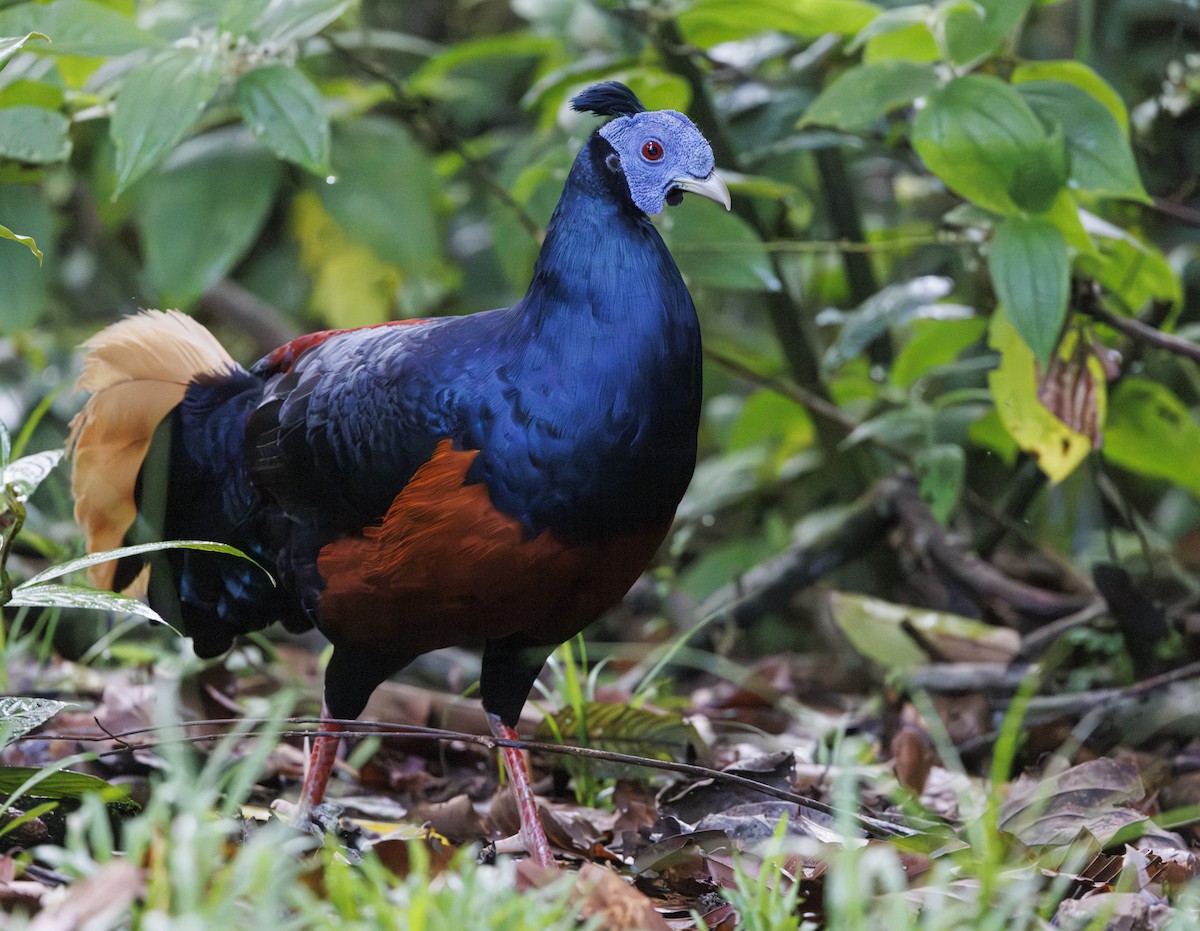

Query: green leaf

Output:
[891, 316, 987, 389]
[0, 221, 41, 264]
[0, 697, 70, 743]
[989, 215, 1070, 365]
[1012, 60, 1130, 135]
[1, 448, 62, 503]
[679, 0, 877, 47]
[0, 184, 53, 332]
[942, 0, 1033, 65]
[828, 591, 1020, 670]
[111, 44, 225, 196]
[0, 766, 122, 800]
[1075, 222, 1180, 312]
[1104, 378, 1200, 499]
[0, 0, 163, 57]
[6, 584, 170, 626]
[822, 276, 963, 370]
[0, 31, 49, 68]
[801, 61, 938, 132]
[298, 118, 456, 323]
[986, 311, 1091, 483]
[1016, 80, 1149, 202]
[659, 196, 780, 292]
[18, 540, 268, 589]
[849, 4, 931, 52]
[0, 106, 71, 164]
[915, 443, 965, 524]
[136, 128, 282, 303]
[235, 64, 329, 175]
[250, 0, 353, 44]
[535, 702, 704, 779]
[407, 33, 558, 100]
[913, 74, 1065, 216]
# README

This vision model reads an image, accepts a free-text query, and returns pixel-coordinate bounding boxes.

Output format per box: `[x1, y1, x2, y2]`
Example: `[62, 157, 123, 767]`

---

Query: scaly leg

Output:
[292, 700, 342, 826]
[487, 712, 555, 868]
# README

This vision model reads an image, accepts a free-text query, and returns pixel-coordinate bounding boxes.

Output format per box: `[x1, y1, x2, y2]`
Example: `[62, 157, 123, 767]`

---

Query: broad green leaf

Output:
[862, 21, 940, 63]
[0, 106, 70, 164]
[942, 0, 1033, 65]
[0, 221, 41, 264]
[1012, 60, 1130, 134]
[659, 196, 780, 292]
[250, 0, 353, 44]
[111, 44, 224, 195]
[679, 0, 877, 47]
[913, 75, 1065, 216]
[0, 78, 66, 110]
[800, 60, 938, 131]
[320, 119, 443, 274]
[1, 448, 62, 503]
[892, 316, 987, 389]
[136, 129, 282, 303]
[987, 311, 1091, 483]
[1016, 80, 1149, 202]
[6, 584, 168, 625]
[0, 31, 48, 68]
[1075, 226, 1180, 313]
[728, 391, 814, 458]
[0, 0, 162, 57]
[407, 33, 559, 100]
[822, 276, 964, 370]
[0, 766, 124, 800]
[1104, 378, 1200, 499]
[1040, 187, 1097, 256]
[850, 4, 930, 52]
[295, 118, 452, 325]
[293, 190, 400, 327]
[915, 443, 965, 524]
[0, 184, 53, 332]
[18, 540, 266, 589]
[235, 64, 330, 175]
[828, 591, 1020, 670]
[989, 215, 1070, 365]
[0, 697, 70, 743]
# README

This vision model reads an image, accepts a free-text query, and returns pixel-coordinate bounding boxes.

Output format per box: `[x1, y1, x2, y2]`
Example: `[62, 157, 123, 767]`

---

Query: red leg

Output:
[292, 700, 342, 826]
[487, 712, 555, 868]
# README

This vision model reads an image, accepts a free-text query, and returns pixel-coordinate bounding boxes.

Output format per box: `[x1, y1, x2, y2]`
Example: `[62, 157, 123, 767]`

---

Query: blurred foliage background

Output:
[1, 0, 1199, 678]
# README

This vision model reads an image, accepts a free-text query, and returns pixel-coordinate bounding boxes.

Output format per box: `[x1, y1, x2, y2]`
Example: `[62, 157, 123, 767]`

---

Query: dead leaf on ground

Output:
[1001, 758, 1150, 848]
[576, 862, 672, 931]
[27, 861, 144, 931]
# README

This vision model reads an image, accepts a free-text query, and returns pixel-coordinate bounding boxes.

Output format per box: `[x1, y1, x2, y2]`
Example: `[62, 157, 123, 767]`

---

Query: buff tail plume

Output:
[67, 310, 236, 589]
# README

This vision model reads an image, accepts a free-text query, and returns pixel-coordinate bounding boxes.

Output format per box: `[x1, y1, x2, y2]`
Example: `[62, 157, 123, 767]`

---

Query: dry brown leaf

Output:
[892, 724, 937, 795]
[27, 861, 144, 931]
[1052, 892, 1173, 931]
[577, 862, 671, 931]
[1001, 759, 1148, 848]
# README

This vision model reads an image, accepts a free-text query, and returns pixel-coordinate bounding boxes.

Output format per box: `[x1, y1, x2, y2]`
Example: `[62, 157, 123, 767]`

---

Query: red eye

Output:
[641, 140, 664, 161]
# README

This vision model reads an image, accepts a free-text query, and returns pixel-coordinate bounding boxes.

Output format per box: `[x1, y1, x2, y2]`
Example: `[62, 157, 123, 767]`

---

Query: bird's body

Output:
[69, 83, 728, 864]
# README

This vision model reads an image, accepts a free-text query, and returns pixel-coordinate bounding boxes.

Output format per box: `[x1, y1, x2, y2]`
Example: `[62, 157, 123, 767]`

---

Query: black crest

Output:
[570, 81, 646, 118]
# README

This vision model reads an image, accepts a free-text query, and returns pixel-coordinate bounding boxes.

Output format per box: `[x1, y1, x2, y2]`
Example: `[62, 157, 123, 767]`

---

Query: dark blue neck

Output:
[464, 133, 702, 539]
[521, 134, 686, 332]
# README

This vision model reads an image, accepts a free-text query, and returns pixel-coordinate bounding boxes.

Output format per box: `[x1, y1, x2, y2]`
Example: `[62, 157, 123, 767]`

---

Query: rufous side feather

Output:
[67, 310, 236, 589]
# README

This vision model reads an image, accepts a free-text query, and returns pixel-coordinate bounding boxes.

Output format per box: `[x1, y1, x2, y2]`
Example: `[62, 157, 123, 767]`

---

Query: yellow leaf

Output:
[292, 190, 401, 328]
[987, 310, 1092, 482]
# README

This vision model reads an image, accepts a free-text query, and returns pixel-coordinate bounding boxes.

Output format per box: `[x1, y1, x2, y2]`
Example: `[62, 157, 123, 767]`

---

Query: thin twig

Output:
[1081, 299, 1200, 365]
[28, 716, 919, 839]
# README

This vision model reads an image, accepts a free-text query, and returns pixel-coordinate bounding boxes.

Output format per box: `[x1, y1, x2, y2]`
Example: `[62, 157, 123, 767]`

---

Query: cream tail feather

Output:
[67, 310, 236, 589]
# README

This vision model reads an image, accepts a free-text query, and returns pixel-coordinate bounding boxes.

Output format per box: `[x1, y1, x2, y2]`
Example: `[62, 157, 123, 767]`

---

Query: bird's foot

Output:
[487, 712, 556, 869]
